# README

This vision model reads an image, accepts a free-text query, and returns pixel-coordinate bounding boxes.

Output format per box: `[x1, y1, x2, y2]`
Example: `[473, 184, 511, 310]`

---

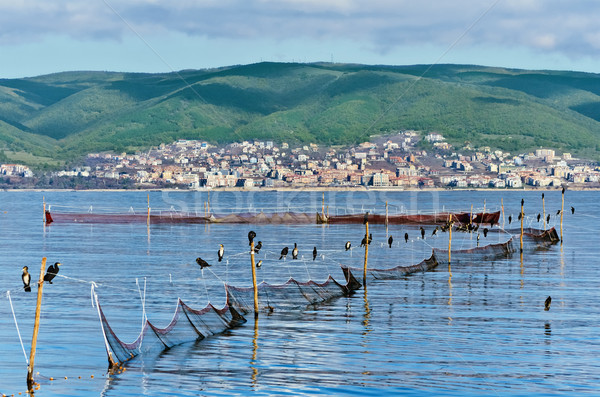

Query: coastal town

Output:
[2, 130, 599, 189]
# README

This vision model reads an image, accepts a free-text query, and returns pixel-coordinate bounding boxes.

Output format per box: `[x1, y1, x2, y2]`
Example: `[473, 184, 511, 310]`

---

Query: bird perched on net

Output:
[279, 246, 289, 260]
[483, 228, 488, 238]
[546, 214, 550, 224]
[544, 296, 552, 311]
[432, 227, 439, 237]
[404, 232, 409, 243]
[256, 260, 262, 268]
[508, 215, 512, 224]
[420, 227, 425, 240]
[254, 241, 262, 254]
[22, 266, 31, 292]
[196, 257, 210, 269]
[292, 243, 299, 259]
[217, 244, 224, 262]
[388, 235, 393, 248]
[313, 247, 317, 261]
[571, 206, 575, 214]
[537, 213, 541, 222]
[44, 262, 61, 284]
[345, 241, 351, 251]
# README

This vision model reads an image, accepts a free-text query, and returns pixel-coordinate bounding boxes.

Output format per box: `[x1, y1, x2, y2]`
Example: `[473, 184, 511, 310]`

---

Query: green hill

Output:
[2, 62, 600, 166]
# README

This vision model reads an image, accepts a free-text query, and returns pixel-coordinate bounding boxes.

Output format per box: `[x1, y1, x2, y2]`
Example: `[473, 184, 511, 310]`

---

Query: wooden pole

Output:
[560, 187, 565, 242]
[147, 193, 150, 226]
[448, 213, 452, 265]
[542, 193, 546, 230]
[520, 198, 524, 253]
[27, 257, 47, 391]
[501, 198, 505, 229]
[250, 241, 259, 316]
[363, 218, 369, 287]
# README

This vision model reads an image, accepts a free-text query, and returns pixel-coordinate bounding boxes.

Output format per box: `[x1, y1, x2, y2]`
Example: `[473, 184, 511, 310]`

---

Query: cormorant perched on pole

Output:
[345, 241, 351, 251]
[363, 212, 369, 225]
[313, 247, 317, 261]
[43, 262, 61, 284]
[361, 235, 367, 247]
[196, 257, 210, 269]
[22, 266, 31, 292]
[217, 244, 224, 262]
[368, 234, 373, 245]
[248, 231, 256, 246]
[279, 246, 289, 260]
[388, 235, 393, 248]
[292, 243, 298, 259]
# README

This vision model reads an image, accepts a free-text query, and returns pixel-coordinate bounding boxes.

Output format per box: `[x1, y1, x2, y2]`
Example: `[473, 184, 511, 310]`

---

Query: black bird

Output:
[22, 266, 31, 292]
[217, 244, 224, 262]
[483, 228, 488, 238]
[420, 227, 425, 240]
[490, 219, 496, 228]
[432, 227, 438, 236]
[248, 231, 256, 246]
[388, 235, 393, 248]
[279, 246, 289, 260]
[562, 187, 565, 194]
[571, 206, 575, 214]
[43, 262, 61, 284]
[195, 257, 211, 269]
[361, 235, 367, 247]
[556, 210, 561, 215]
[292, 243, 298, 259]
[546, 214, 550, 223]
[508, 215, 512, 224]
[256, 260, 262, 268]
[368, 233, 373, 245]
[345, 241, 351, 251]
[544, 296, 552, 311]
[404, 232, 409, 243]
[363, 212, 369, 225]
[313, 247, 317, 261]
[254, 241, 262, 254]
[518, 213, 522, 221]
[537, 213, 541, 222]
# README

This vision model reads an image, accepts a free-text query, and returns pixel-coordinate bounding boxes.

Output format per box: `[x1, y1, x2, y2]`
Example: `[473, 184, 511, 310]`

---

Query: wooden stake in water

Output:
[542, 193, 546, 230]
[250, 241, 259, 316]
[448, 213, 452, 265]
[560, 187, 565, 242]
[147, 194, 150, 226]
[27, 257, 47, 391]
[501, 198, 505, 229]
[363, 213, 369, 287]
[520, 198, 524, 253]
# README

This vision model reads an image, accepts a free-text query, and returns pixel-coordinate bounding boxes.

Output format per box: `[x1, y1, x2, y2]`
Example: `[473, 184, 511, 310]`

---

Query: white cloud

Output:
[1, 0, 600, 62]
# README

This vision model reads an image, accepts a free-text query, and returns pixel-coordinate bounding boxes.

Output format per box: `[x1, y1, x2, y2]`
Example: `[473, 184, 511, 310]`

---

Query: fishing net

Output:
[341, 253, 438, 280]
[95, 297, 245, 367]
[46, 207, 500, 226]
[322, 211, 501, 225]
[433, 237, 515, 265]
[224, 267, 361, 314]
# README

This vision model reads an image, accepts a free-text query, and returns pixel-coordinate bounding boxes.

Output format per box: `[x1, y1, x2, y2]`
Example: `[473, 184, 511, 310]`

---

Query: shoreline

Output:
[1, 185, 599, 193]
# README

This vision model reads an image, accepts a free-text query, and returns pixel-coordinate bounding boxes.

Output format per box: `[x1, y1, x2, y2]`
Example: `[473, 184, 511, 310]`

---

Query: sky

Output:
[1, 0, 600, 78]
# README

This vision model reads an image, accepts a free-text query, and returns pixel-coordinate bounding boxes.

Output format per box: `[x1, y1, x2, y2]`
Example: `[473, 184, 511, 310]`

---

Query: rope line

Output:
[6, 290, 29, 366]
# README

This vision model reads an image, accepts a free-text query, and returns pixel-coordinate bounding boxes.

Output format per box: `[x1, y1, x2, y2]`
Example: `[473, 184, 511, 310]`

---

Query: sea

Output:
[0, 189, 597, 396]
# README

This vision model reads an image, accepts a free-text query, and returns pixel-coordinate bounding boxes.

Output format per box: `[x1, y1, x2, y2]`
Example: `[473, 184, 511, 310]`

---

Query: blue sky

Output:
[1, 0, 600, 78]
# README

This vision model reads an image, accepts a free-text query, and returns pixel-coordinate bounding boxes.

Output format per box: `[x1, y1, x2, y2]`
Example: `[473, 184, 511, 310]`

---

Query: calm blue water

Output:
[0, 189, 597, 396]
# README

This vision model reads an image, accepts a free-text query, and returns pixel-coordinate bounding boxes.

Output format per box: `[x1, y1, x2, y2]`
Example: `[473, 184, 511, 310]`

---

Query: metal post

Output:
[560, 187, 565, 242]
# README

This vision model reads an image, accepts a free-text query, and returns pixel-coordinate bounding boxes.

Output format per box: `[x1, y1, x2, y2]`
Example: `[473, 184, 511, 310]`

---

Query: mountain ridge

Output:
[1, 62, 600, 167]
